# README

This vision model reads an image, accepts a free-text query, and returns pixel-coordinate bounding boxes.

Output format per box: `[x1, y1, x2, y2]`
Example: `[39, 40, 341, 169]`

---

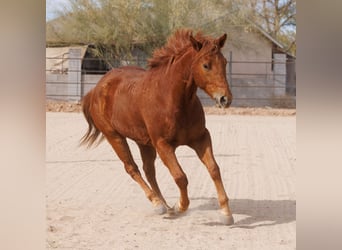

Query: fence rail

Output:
[46, 53, 296, 108]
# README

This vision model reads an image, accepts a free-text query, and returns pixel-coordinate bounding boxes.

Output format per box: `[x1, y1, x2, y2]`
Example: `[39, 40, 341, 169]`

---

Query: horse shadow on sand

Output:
[189, 197, 296, 228]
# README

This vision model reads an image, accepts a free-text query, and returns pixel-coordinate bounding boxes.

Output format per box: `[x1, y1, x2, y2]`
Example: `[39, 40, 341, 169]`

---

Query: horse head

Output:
[190, 33, 233, 108]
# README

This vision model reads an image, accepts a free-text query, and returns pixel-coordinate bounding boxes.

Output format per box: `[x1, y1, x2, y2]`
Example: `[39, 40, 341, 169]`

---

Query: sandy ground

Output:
[46, 112, 296, 249]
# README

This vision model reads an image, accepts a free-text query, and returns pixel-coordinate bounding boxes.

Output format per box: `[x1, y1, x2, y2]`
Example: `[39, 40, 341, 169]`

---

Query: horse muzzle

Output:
[215, 95, 232, 108]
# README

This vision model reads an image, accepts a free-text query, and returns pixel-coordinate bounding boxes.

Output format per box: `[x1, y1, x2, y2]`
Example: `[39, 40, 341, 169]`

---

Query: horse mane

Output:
[147, 29, 211, 69]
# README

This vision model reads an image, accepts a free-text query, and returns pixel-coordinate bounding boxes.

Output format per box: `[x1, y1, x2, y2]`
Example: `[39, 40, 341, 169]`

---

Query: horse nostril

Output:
[220, 96, 228, 106]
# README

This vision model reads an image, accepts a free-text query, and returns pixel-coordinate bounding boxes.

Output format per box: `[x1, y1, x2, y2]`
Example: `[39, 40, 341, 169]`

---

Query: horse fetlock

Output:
[176, 200, 189, 213]
[147, 192, 160, 203]
[220, 207, 232, 217]
[218, 196, 229, 208]
[149, 196, 167, 215]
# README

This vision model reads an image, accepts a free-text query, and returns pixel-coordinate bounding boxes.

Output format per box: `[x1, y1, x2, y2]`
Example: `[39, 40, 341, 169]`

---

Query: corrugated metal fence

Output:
[46, 51, 296, 108]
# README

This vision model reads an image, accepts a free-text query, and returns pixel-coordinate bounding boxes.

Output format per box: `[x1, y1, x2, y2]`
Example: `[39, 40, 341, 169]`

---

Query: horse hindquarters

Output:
[80, 82, 165, 212]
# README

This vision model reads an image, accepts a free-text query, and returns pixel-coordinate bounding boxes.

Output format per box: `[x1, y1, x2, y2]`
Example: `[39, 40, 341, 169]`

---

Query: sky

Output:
[46, 0, 70, 21]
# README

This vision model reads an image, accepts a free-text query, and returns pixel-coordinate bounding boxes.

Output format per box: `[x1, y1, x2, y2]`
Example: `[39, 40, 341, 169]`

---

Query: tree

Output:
[47, 1, 296, 57]
[46, 0, 249, 63]
[247, 0, 296, 54]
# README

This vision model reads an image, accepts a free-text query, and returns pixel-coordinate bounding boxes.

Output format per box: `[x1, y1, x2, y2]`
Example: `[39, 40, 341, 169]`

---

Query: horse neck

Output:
[162, 49, 198, 106]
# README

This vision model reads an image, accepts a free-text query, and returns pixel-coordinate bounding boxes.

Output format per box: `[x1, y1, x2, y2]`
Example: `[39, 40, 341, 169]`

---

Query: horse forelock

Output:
[147, 29, 214, 69]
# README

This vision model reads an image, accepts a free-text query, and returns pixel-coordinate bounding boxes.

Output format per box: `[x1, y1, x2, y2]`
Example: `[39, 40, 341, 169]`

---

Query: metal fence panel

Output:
[46, 54, 296, 108]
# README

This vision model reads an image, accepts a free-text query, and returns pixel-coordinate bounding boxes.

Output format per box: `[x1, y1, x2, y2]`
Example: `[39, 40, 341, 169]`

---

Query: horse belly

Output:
[120, 122, 151, 145]
[111, 104, 151, 145]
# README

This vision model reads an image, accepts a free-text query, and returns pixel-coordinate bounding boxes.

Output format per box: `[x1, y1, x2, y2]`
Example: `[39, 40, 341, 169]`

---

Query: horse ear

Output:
[190, 35, 203, 51]
[218, 33, 227, 48]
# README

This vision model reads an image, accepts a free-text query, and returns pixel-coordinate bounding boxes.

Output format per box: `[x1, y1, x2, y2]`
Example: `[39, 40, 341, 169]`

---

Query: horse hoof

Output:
[153, 204, 167, 215]
[166, 203, 184, 216]
[174, 202, 188, 214]
[166, 207, 176, 216]
[219, 214, 234, 225]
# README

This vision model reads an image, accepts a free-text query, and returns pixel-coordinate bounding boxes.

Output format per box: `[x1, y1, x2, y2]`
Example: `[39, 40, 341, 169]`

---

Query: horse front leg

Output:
[189, 129, 234, 225]
[155, 140, 190, 214]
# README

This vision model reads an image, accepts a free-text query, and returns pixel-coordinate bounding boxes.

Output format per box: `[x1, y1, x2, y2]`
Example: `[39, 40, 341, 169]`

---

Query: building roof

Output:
[246, 18, 285, 50]
[46, 46, 88, 74]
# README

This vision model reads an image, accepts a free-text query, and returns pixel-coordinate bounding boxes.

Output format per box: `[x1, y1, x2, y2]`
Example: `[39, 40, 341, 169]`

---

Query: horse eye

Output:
[203, 63, 210, 70]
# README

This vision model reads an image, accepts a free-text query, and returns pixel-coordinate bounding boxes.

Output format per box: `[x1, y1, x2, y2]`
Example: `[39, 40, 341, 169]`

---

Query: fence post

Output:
[228, 51, 233, 86]
[68, 48, 82, 102]
[273, 53, 286, 97]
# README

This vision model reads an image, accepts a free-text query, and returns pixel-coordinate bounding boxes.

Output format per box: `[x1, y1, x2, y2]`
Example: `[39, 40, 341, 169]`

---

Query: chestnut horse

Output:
[80, 29, 234, 225]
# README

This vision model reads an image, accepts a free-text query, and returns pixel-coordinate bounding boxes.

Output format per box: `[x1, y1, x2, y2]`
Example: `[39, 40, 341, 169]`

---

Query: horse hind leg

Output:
[104, 133, 162, 210]
[138, 144, 171, 214]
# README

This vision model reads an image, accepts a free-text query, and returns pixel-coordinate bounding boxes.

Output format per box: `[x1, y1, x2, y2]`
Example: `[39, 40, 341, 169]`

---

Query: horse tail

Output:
[80, 90, 104, 148]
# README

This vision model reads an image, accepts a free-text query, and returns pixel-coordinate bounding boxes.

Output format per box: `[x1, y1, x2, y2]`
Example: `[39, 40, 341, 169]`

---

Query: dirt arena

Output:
[46, 110, 296, 249]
